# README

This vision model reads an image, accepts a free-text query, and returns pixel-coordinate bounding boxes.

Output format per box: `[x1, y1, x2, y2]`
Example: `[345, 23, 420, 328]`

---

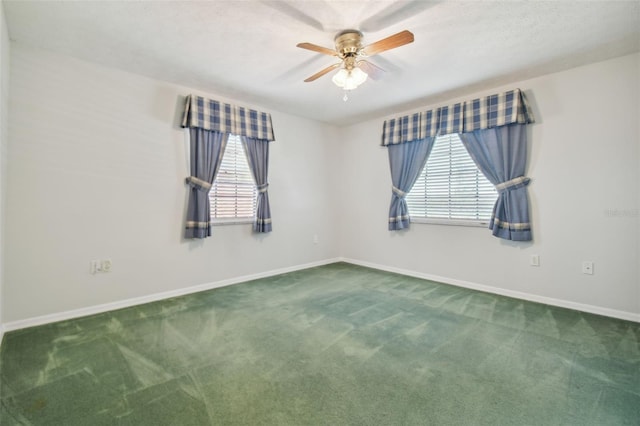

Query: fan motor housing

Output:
[334, 30, 363, 58]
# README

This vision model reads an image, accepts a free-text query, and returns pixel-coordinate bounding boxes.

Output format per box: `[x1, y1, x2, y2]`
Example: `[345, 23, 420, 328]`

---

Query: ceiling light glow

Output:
[332, 67, 368, 90]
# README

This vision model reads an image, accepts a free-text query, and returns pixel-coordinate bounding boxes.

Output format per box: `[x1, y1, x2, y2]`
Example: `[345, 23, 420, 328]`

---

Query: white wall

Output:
[4, 44, 340, 323]
[337, 53, 640, 319]
[4, 42, 639, 326]
[0, 2, 10, 337]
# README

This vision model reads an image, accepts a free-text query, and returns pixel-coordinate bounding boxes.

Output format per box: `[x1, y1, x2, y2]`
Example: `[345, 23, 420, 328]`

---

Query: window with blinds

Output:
[209, 134, 256, 222]
[407, 133, 498, 225]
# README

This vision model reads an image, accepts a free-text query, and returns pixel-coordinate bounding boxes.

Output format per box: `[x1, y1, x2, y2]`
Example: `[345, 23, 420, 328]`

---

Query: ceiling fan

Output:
[297, 29, 414, 96]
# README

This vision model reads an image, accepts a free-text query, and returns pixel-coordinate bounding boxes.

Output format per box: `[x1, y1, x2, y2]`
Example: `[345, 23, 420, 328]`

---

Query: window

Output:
[407, 133, 498, 226]
[209, 134, 256, 223]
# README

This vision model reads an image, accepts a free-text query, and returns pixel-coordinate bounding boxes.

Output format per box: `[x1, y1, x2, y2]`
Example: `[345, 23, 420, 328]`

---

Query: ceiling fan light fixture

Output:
[332, 67, 368, 90]
[298, 29, 414, 86]
[350, 66, 368, 86]
[331, 68, 348, 87]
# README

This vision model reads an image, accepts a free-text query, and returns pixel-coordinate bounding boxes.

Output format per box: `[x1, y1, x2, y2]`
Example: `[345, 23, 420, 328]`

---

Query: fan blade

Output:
[357, 60, 385, 80]
[304, 63, 341, 82]
[360, 1, 438, 32]
[362, 30, 414, 56]
[263, 1, 325, 31]
[297, 42, 338, 57]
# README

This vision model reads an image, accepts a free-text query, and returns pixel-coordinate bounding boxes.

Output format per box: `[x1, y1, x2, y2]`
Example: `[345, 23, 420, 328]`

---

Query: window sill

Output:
[410, 218, 489, 228]
[212, 218, 254, 226]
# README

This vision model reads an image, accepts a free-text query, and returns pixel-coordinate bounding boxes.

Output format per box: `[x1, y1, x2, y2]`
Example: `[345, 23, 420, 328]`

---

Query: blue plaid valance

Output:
[381, 89, 534, 146]
[181, 95, 275, 141]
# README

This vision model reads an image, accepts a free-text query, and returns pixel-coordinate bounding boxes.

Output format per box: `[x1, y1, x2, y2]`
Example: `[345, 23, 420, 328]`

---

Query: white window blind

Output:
[209, 134, 256, 221]
[407, 133, 498, 224]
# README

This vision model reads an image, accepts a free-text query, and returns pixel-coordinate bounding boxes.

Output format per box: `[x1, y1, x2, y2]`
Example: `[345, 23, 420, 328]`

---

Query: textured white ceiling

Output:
[4, 0, 640, 125]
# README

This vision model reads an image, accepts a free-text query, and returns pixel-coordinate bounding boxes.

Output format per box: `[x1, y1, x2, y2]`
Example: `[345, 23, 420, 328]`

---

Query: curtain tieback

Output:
[185, 176, 212, 192]
[392, 186, 407, 197]
[257, 183, 269, 193]
[495, 176, 530, 192]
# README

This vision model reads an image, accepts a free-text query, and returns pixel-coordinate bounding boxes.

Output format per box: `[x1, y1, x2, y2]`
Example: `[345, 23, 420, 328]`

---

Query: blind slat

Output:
[209, 134, 257, 220]
[407, 134, 498, 222]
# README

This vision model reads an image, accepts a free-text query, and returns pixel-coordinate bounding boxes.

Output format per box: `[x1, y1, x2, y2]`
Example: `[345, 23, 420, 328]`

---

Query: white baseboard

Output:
[3, 256, 637, 334]
[340, 257, 640, 323]
[2, 257, 341, 333]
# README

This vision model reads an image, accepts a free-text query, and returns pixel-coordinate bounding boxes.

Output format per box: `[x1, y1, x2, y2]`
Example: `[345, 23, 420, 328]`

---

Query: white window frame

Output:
[407, 133, 498, 227]
[209, 134, 257, 226]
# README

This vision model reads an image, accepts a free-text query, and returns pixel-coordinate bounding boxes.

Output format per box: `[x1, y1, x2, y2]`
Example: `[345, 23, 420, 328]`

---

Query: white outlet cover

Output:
[102, 259, 113, 272]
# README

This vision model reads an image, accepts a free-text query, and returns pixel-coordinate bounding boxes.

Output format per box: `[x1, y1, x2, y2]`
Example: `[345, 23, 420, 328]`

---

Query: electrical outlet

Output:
[582, 261, 594, 275]
[90, 259, 112, 274]
[101, 259, 113, 273]
[530, 254, 540, 267]
[313, 234, 318, 244]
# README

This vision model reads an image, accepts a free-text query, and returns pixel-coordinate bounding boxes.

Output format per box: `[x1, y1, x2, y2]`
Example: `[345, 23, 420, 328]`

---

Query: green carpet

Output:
[1, 262, 638, 425]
